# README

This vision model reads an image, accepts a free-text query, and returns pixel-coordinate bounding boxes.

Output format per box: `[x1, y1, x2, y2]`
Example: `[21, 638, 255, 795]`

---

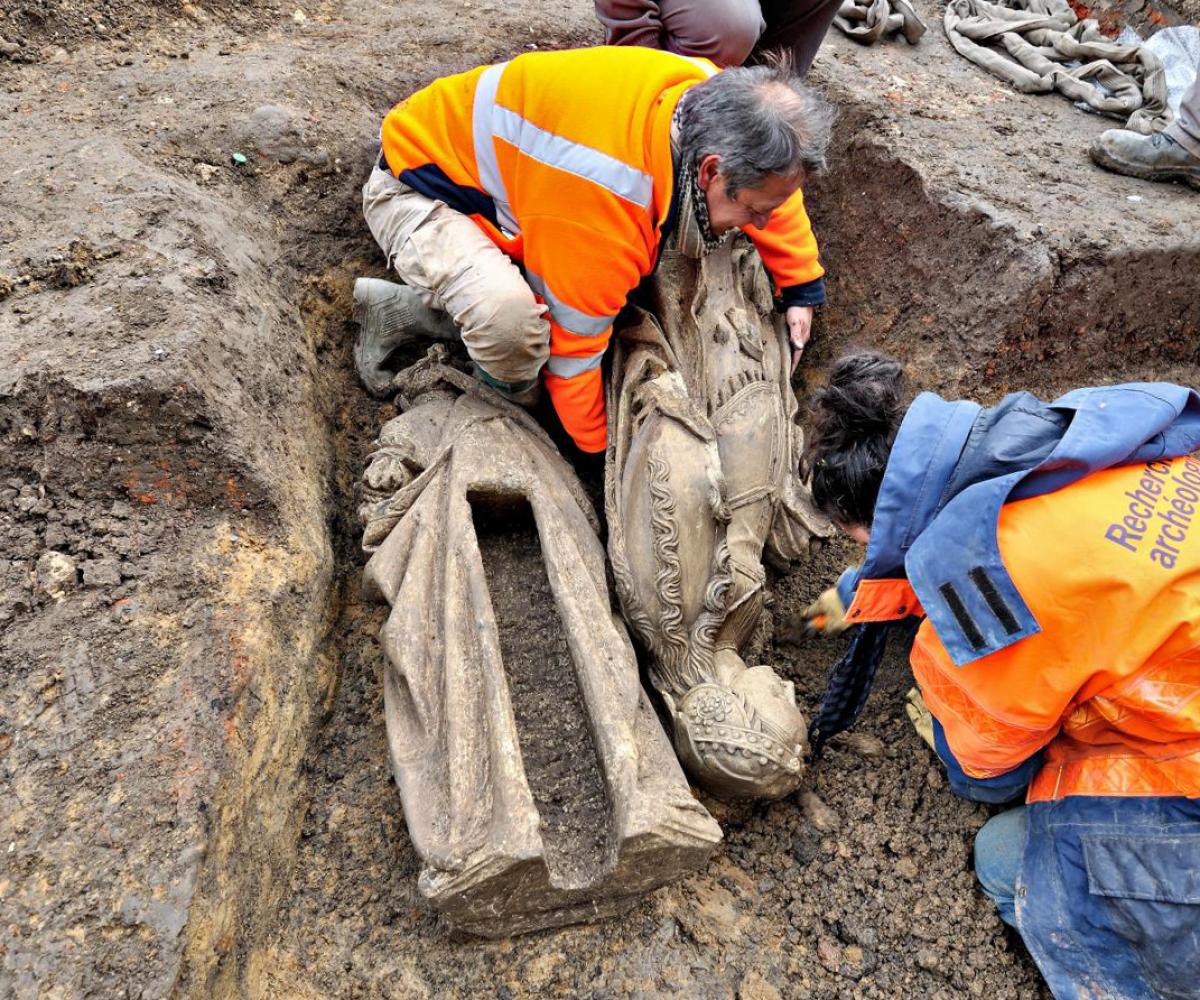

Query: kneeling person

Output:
[804, 354, 1200, 1000]
[357, 46, 832, 453]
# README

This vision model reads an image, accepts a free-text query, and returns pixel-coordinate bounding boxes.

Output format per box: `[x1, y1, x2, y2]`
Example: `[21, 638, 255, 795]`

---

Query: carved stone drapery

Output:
[359, 352, 721, 936]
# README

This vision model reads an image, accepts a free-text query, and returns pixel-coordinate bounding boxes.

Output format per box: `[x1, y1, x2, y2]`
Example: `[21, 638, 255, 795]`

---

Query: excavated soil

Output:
[259, 530, 1051, 1000]
[475, 499, 615, 889]
[3, 0, 1199, 997]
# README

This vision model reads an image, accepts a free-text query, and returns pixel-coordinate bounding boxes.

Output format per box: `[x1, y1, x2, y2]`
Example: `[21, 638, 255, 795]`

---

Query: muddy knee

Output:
[459, 285, 550, 386]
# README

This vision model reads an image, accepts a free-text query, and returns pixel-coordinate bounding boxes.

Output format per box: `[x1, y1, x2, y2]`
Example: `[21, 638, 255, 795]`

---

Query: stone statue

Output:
[605, 234, 832, 801]
[358, 350, 721, 937]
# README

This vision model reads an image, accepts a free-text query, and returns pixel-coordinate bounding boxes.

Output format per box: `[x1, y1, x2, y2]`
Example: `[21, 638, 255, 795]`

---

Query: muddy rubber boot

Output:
[353, 277, 461, 396]
[1089, 129, 1200, 191]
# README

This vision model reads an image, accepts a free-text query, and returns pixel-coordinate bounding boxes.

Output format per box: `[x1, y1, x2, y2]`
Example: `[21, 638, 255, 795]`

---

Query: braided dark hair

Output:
[803, 352, 906, 528]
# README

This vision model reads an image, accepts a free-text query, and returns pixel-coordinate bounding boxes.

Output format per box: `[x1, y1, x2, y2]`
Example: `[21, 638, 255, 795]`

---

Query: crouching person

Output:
[803, 353, 1200, 1000]
[355, 46, 833, 454]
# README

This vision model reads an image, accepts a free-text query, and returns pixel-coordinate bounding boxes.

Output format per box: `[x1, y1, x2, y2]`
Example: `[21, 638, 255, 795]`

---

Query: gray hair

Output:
[678, 59, 836, 197]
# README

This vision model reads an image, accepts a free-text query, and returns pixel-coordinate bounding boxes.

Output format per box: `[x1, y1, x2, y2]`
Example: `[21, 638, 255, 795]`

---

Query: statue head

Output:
[665, 653, 806, 800]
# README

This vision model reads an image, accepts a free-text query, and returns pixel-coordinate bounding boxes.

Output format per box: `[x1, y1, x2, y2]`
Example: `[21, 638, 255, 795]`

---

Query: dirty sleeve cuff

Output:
[777, 277, 826, 309]
[933, 719, 1040, 805]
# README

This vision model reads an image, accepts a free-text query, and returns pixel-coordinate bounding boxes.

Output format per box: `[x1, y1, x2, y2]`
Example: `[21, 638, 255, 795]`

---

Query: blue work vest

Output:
[864, 382, 1200, 999]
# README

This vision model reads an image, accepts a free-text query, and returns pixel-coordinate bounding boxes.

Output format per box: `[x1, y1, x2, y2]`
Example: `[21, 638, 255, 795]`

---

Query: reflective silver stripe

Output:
[472, 63, 520, 234]
[524, 269, 615, 337]
[547, 351, 606, 378]
[492, 106, 654, 209]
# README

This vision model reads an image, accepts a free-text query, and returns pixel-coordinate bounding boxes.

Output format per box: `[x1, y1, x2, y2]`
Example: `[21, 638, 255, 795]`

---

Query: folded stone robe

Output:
[359, 355, 721, 936]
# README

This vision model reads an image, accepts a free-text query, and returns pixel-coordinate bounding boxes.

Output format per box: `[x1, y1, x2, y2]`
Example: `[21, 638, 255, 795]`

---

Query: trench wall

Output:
[805, 32, 1200, 398]
[0, 134, 341, 999]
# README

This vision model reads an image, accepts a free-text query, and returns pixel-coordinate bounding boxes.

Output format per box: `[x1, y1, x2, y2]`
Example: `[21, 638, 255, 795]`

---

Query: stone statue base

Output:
[420, 688, 721, 937]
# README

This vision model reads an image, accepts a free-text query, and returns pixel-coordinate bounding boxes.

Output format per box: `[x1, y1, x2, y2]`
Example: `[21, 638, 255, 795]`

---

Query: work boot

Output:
[353, 277, 461, 396]
[1089, 129, 1200, 191]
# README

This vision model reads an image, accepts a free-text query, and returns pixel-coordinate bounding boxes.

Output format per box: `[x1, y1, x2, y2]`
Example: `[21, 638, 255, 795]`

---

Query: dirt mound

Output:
[0, 0, 286, 55]
[477, 502, 615, 887]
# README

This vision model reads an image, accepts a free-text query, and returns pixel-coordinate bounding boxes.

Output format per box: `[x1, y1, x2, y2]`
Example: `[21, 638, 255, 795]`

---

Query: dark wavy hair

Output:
[802, 352, 906, 528]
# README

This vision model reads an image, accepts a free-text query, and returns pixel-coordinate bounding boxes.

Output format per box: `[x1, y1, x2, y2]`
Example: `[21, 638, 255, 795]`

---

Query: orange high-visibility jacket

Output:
[380, 46, 825, 453]
[908, 456, 1200, 801]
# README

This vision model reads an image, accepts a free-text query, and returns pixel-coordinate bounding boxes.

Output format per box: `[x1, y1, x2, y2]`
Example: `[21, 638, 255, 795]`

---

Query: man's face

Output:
[697, 154, 804, 235]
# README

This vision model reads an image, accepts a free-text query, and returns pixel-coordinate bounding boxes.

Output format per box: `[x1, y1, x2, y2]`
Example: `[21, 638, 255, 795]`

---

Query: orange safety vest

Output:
[380, 46, 824, 453]
[901, 456, 1200, 802]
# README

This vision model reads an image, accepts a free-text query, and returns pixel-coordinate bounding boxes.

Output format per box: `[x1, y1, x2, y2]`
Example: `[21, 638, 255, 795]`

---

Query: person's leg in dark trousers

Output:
[1165, 74, 1200, 160]
[594, 0, 667, 50]
[594, 0, 765, 66]
[754, 0, 843, 75]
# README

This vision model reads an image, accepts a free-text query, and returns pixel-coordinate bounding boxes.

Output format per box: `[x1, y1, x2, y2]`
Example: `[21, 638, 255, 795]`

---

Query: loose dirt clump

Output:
[0, 0, 284, 55]
[0, 239, 109, 299]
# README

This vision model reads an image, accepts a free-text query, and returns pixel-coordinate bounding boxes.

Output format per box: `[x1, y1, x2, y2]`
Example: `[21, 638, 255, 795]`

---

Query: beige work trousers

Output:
[361, 164, 550, 389]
